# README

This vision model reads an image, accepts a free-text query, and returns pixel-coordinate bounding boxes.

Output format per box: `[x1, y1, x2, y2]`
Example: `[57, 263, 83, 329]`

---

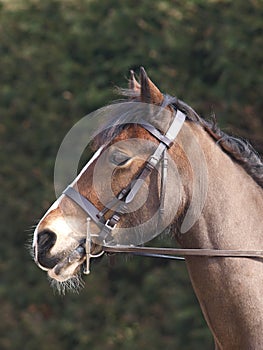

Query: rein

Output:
[102, 245, 263, 260]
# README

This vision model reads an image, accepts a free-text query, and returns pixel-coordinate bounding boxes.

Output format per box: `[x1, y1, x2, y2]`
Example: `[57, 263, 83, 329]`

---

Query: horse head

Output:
[33, 68, 194, 287]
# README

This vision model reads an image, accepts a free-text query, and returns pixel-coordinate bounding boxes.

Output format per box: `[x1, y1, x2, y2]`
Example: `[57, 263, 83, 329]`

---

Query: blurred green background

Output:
[0, 0, 262, 349]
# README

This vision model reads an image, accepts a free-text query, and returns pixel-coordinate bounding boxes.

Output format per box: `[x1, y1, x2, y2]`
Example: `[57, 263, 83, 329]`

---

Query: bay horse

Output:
[33, 68, 263, 349]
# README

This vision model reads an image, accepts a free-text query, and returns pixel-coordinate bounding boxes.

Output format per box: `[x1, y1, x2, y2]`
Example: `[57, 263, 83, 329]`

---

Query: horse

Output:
[33, 67, 263, 349]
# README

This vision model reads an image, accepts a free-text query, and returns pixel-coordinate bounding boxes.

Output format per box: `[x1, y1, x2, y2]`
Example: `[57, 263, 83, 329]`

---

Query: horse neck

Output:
[178, 121, 263, 249]
[176, 122, 263, 349]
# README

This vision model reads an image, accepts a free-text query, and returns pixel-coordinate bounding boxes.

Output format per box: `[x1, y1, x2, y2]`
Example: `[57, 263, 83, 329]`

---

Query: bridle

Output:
[63, 106, 263, 274]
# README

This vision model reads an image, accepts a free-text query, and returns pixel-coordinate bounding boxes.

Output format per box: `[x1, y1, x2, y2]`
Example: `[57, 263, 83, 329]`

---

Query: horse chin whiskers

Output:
[48, 272, 85, 295]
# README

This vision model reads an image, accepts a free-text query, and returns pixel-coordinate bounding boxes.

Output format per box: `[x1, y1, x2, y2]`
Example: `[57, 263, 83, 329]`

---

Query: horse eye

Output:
[110, 152, 131, 166]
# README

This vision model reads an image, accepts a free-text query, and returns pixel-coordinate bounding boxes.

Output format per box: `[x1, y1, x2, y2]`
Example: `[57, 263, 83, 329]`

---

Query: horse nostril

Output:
[38, 229, 57, 251]
[36, 229, 59, 269]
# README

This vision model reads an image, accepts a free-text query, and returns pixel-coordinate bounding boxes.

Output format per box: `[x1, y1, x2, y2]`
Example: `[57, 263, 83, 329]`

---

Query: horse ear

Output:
[140, 67, 164, 105]
[129, 70, 141, 93]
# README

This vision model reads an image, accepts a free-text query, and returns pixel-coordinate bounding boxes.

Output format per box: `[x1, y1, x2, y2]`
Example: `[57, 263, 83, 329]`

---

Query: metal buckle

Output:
[148, 155, 159, 168]
[105, 219, 117, 230]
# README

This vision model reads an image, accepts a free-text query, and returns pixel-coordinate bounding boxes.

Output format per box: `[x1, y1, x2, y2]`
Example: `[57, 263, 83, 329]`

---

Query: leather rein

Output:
[63, 107, 263, 273]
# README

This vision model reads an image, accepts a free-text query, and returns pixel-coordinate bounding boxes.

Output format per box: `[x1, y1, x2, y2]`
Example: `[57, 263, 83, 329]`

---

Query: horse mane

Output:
[97, 89, 263, 189]
[165, 95, 263, 189]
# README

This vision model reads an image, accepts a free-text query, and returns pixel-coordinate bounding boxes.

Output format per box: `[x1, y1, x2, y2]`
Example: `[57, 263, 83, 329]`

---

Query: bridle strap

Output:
[102, 245, 263, 259]
[140, 121, 173, 147]
[63, 186, 104, 226]
[124, 110, 186, 204]
[160, 149, 168, 214]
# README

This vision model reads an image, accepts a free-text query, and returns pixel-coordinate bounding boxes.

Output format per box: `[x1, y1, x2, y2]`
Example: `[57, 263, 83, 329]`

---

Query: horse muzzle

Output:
[34, 227, 104, 282]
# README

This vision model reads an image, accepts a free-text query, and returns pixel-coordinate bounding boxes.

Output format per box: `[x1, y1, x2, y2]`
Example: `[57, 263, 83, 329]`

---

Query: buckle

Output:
[105, 219, 117, 230]
[146, 157, 157, 169]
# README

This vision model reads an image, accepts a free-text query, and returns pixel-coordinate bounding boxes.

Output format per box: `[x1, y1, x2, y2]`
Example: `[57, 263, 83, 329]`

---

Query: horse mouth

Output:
[46, 243, 104, 283]
[47, 245, 86, 282]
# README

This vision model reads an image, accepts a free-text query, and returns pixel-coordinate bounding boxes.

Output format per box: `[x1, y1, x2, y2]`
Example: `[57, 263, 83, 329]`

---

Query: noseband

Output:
[63, 107, 263, 274]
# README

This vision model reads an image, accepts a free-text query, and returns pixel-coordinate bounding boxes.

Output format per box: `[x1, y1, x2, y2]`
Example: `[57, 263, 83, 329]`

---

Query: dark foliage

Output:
[0, 0, 262, 349]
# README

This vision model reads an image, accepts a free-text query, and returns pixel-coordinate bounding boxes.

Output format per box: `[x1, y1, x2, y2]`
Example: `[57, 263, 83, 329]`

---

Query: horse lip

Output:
[48, 245, 86, 281]
[46, 243, 103, 282]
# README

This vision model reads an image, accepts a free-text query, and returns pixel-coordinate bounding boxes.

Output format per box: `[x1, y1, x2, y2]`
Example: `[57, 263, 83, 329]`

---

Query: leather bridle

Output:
[63, 109, 185, 239]
[63, 107, 263, 274]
